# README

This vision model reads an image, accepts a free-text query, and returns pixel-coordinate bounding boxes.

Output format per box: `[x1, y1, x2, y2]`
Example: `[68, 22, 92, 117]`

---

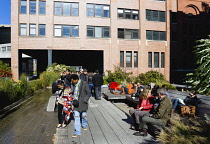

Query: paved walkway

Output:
[0, 89, 158, 144]
[0, 89, 57, 144]
[53, 97, 157, 144]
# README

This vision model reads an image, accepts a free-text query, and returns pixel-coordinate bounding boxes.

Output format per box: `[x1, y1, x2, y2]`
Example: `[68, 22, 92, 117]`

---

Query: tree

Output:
[185, 36, 210, 95]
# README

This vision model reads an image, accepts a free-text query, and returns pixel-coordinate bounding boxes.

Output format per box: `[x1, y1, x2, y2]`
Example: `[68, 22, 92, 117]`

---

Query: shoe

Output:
[62, 124, 67, 128]
[56, 124, 62, 128]
[72, 134, 79, 138]
[83, 128, 87, 130]
[133, 130, 147, 136]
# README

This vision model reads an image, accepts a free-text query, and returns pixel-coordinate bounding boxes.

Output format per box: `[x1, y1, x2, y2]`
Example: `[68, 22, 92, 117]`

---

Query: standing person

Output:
[92, 70, 103, 100]
[134, 88, 172, 136]
[70, 74, 90, 138]
[87, 72, 94, 96]
[64, 69, 72, 87]
[79, 68, 88, 82]
[55, 80, 72, 128]
[129, 88, 154, 131]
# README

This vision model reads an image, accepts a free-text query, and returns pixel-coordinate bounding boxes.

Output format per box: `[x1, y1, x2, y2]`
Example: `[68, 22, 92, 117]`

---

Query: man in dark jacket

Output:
[79, 68, 88, 81]
[70, 74, 90, 138]
[92, 70, 103, 100]
[134, 87, 172, 136]
[64, 69, 72, 87]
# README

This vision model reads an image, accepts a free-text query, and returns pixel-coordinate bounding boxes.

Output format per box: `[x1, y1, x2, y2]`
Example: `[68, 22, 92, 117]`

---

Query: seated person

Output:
[171, 90, 202, 114]
[129, 88, 154, 131]
[134, 88, 172, 136]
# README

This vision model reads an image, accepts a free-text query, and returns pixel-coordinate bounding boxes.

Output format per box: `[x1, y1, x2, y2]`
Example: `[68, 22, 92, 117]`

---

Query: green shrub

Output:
[106, 66, 133, 84]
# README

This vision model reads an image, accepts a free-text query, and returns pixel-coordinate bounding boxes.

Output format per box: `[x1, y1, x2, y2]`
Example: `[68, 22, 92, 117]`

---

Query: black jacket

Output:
[80, 73, 87, 81]
[92, 74, 103, 86]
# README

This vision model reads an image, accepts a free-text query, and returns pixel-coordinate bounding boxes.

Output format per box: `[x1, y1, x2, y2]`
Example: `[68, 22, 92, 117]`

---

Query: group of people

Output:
[53, 68, 103, 138]
[129, 83, 202, 136]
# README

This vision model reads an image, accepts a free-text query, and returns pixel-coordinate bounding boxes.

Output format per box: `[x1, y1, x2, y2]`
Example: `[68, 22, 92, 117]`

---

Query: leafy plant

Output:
[0, 60, 12, 78]
[185, 36, 210, 95]
[46, 63, 75, 73]
[106, 66, 133, 84]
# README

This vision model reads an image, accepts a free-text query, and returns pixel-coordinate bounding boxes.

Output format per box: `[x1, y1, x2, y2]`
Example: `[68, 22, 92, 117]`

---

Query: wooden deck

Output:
[53, 97, 158, 144]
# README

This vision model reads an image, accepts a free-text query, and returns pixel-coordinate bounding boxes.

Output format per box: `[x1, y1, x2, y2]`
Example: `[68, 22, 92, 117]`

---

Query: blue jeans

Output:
[94, 86, 101, 99]
[171, 98, 184, 110]
[88, 84, 94, 96]
[73, 110, 88, 135]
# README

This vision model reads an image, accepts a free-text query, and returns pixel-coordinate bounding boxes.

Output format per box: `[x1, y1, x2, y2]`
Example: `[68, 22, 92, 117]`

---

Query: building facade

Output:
[170, 0, 210, 84]
[11, 0, 174, 81]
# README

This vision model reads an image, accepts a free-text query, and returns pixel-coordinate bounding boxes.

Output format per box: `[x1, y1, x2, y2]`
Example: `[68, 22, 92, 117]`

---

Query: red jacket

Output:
[136, 95, 154, 111]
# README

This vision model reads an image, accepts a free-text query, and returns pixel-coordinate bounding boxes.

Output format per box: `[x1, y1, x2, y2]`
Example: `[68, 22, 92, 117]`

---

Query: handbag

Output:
[180, 106, 196, 117]
[72, 99, 79, 108]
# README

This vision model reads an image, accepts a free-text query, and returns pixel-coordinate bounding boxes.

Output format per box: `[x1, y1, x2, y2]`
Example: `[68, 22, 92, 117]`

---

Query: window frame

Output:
[146, 9, 165, 22]
[148, 52, 152, 68]
[117, 8, 139, 20]
[20, 23, 27, 36]
[38, 24, 45, 36]
[30, 0, 36, 14]
[39, 1, 46, 15]
[154, 52, 159, 68]
[134, 51, 138, 67]
[87, 26, 110, 38]
[146, 30, 166, 41]
[87, 4, 110, 18]
[126, 51, 132, 67]
[29, 24, 36, 36]
[118, 28, 139, 39]
[20, 0, 27, 14]
[120, 51, 124, 67]
[161, 52, 165, 68]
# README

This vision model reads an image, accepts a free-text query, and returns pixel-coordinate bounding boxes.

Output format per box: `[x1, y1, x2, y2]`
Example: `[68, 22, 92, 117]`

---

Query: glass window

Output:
[95, 5, 102, 17]
[20, 24, 27, 36]
[7, 46, 11, 51]
[55, 2, 62, 15]
[152, 10, 158, 21]
[171, 12, 177, 23]
[103, 5, 110, 17]
[20, 0, 27, 14]
[87, 26, 94, 37]
[153, 31, 159, 40]
[118, 9, 124, 18]
[39, 24, 45, 36]
[63, 3, 70, 15]
[154, 52, 159, 68]
[39, 1, 46, 14]
[63, 25, 70, 36]
[161, 52, 165, 68]
[120, 51, 124, 67]
[159, 11, 165, 22]
[132, 30, 139, 39]
[125, 9, 131, 19]
[146, 30, 152, 40]
[54, 25, 62, 36]
[160, 31, 166, 41]
[146, 10, 152, 21]
[125, 29, 132, 39]
[30, 24, 36, 36]
[95, 27, 102, 38]
[87, 4, 94, 16]
[1, 47, 6, 52]
[134, 51, 138, 67]
[72, 3, 79, 16]
[71, 26, 79, 37]
[132, 10, 139, 20]
[118, 29, 124, 38]
[103, 27, 110, 38]
[30, 0, 36, 14]
[126, 51, 132, 67]
[148, 52, 152, 68]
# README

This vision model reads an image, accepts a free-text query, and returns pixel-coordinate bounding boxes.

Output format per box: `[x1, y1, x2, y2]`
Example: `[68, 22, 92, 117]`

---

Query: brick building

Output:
[170, 0, 210, 84]
[11, 0, 173, 81]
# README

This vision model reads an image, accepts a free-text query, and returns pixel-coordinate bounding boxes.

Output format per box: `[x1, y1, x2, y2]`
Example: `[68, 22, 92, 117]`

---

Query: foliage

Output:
[185, 36, 210, 95]
[0, 60, 12, 78]
[106, 66, 133, 84]
[157, 114, 210, 144]
[135, 71, 176, 89]
[46, 63, 76, 73]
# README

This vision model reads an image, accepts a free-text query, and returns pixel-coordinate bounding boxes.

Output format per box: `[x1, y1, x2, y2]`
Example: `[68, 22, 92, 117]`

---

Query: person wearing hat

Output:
[79, 68, 88, 81]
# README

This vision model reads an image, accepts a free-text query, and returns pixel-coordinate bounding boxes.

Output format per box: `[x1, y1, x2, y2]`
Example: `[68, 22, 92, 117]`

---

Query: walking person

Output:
[92, 70, 103, 100]
[70, 74, 90, 138]
[87, 72, 94, 96]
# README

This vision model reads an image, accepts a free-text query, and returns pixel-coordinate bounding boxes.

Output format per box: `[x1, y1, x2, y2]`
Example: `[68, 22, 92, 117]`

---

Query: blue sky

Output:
[0, 0, 11, 25]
